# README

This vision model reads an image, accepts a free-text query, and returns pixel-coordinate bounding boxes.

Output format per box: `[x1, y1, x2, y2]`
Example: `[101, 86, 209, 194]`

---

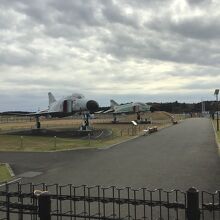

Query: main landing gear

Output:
[136, 112, 141, 121]
[35, 117, 41, 129]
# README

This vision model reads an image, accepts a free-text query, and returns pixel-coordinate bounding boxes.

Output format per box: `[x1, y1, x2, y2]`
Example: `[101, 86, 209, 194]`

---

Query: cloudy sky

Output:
[0, 0, 220, 111]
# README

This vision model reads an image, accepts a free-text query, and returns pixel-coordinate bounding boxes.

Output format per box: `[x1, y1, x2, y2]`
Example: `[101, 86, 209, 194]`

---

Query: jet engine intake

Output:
[86, 100, 99, 113]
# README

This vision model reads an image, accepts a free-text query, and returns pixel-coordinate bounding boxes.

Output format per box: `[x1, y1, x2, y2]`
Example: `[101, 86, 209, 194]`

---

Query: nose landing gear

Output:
[80, 113, 91, 131]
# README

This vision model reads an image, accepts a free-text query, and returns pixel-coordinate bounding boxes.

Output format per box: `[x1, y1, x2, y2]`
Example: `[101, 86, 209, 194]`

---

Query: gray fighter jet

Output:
[2, 92, 99, 128]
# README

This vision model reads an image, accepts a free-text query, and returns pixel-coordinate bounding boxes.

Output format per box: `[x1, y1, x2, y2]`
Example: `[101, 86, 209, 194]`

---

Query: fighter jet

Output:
[102, 100, 151, 122]
[2, 92, 99, 129]
[106, 100, 151, 114]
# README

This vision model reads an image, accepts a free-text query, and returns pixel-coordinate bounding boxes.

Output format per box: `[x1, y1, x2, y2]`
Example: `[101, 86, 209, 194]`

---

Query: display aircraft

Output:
[101, 100, 151, 122]
[2, 92, 99, 129]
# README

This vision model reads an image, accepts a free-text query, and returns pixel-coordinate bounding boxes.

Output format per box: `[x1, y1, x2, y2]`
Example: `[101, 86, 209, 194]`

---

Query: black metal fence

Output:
[0, 181, 219, 220]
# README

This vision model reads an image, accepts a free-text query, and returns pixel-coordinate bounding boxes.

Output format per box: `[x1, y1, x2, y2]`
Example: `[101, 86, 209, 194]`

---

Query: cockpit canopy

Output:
[133, 102, 146, 107]
[71, 93, 85, 99]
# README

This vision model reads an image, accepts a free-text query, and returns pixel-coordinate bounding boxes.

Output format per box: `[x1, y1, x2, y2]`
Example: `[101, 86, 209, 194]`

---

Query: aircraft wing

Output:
[1, 112, 35, 116]
[1, 111, 59, 117]
[103, 109, 114, 113]
[1, 110, 86, 118]
[95, 110, 105, 114]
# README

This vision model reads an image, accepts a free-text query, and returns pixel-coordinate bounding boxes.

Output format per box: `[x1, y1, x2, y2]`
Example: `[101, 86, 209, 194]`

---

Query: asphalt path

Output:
[0, 118, 219, 191]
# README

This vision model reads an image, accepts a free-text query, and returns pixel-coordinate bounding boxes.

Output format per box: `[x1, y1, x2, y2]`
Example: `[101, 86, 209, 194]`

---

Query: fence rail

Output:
[0, 182, 219, 220]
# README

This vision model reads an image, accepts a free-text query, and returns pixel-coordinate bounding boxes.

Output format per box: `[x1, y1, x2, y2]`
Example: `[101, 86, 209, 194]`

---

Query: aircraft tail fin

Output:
[110, 100, 119, 108]
[48, 92, 56, 106]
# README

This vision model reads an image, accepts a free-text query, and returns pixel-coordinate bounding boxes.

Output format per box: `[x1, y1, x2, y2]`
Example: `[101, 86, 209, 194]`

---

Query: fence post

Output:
[6, 183, 10, 220]
[54, 136, 57, 149]
[35, 191, 51, 220]
[88, 133, 91, 145]
[20, 136, 23, 149]
[187, 187, 200, 220]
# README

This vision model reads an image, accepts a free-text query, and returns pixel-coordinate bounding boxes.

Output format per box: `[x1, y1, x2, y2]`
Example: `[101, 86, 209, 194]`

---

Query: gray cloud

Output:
[148, 16, 220, 40]
[49, 0, 102, 27]
[187, 0, 211, 5]
[101, 0, 139, 28]
[0, 0, 220, 110]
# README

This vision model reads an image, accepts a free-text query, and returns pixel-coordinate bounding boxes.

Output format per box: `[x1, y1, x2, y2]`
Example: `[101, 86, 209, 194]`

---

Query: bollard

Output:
[35, 191, 51, 220]
[20, 136, 23, 148]
[187, 187, 200, 220]
[54, 136, 56, 149]
[88, 133, 91, 145]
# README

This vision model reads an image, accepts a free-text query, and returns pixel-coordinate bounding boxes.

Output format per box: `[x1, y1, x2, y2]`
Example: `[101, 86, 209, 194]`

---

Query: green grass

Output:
[212, 119, 220, 143]
[0, 132, 131, 152]
[216, 129, 220, 143]
[0, 117, 174, 152]
[0, 164, 11, 182]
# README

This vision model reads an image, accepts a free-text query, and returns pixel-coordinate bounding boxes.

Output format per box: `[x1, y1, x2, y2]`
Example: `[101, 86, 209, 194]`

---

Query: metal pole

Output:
[217, 94, 219, 131]
[54, 136, 57, 149]
[20, 136, 23, 149]
[37, 192, 51, 220]
[187, 187, 200, 220]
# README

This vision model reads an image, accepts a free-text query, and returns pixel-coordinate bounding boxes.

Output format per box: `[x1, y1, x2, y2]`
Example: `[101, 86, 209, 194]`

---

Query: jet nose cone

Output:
[86, 100, 99, 112]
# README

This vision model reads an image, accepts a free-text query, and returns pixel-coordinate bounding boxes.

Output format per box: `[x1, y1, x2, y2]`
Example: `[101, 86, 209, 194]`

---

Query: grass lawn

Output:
[212, 119, 220, 143]
[216, 128, 220, 143]
[0, 112, 175, 152]
[0, 164, 11, 182]
[0, 131, 132, 152]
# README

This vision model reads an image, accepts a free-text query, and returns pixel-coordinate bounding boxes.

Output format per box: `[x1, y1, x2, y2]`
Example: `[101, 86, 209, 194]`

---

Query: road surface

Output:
[0, 118, 219, 191]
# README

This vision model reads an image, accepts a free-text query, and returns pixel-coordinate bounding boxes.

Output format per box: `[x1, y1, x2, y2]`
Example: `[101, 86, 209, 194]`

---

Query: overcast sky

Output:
[1, 0, 220, 111]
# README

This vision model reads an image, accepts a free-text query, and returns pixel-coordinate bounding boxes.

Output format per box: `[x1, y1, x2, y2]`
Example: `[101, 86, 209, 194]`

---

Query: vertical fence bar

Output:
[118, 188, 121, 219]
[187, 187, 200, 220]
[150, 191, 153, 220]
[112, 186, 115, 219]
[18, 197, 23, 220]
[69, 184, 73, 220]
[83, 185, 86, 220]
[176, 190, 179, 220]
[143, 188, 146, 220]
[167, 192, 170, 220]
[102, 188, 106, 220]
[88, 187, 91, 220]
[73, 186, 76, 220]
[18, 183, 23, 220]
[56, 184, 59, 220]
[98, 186, 101, 218]
[6, 183, 10, 220]
[159, 189, 162, 220]
[127, 187, 131, 220]
[201, 192, 204, 220]
[212, 194, 215, 220]
[134, 189, 137, 220]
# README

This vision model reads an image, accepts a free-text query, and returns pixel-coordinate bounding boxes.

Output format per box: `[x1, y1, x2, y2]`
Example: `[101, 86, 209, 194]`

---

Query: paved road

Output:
[0, 118, 219, 191]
